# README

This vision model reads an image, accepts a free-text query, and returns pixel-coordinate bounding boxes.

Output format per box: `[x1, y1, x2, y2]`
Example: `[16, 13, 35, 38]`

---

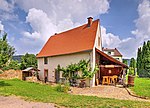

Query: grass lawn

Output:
[130, 77, 150, 98]
[0, 79, 150, 108]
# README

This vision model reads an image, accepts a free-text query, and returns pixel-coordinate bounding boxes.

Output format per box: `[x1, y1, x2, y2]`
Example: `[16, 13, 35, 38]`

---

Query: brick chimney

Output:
[87, 17, 93, 27]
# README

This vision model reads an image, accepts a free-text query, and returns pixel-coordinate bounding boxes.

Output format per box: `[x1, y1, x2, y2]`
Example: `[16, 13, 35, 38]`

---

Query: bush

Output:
[55, 83, 70, 93]
[1, 66, 10, 71]
[55, 84, 64, 92]
[128, 67, 135, 76]
[63, 83, 70, 93]
[8, 60, 20, 70]
[0, 70, 3, 74]
[138, 69, 150, 78]
[2, 60, 20, 71]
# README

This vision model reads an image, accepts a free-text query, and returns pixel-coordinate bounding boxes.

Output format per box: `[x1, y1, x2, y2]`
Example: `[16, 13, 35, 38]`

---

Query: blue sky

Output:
[100, 0, 139, 39]
[0, 0, 150, 59]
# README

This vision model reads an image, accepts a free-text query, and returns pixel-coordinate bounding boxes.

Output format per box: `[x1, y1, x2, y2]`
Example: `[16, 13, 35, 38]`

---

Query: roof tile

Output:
[37, 19, 99, 57]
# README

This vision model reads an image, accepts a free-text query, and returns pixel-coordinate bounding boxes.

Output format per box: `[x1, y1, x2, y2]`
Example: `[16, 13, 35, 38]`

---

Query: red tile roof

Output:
[96, 48, 128, 68]
[37, 19, 99, 57]
[102, 48, 122, 57]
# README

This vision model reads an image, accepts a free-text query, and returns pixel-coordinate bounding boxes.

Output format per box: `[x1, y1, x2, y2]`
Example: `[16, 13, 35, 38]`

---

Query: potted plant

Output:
[79, 64, 99, 87]
[128, 67, 135, 86]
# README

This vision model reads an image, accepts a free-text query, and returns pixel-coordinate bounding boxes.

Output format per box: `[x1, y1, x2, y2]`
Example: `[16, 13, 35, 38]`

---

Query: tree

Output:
[20, 53, 37, 70]
[130, 58, 136, 68]
[0, 32, 15, 69]
[123, 59, 128, 65]
[141, 41, 147, 69]
[129, 58, 136, 75]
[137, 41, 150, 77]
[137, 47, 142, 75]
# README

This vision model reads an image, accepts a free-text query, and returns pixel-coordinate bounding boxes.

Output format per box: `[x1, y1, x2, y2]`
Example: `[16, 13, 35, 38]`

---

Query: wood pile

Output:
[26, 76, 37, 82]
[0, 69, 22, 80]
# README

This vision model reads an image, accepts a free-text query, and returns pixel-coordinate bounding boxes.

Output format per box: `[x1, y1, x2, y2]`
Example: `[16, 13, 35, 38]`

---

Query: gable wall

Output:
[37, 51, 92, 83]
[90, 22, 102, 86]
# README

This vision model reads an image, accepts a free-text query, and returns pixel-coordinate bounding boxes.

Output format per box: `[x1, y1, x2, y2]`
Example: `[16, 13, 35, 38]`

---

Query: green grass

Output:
[0, 79, 150, 108]
[130, 77, 150, 98]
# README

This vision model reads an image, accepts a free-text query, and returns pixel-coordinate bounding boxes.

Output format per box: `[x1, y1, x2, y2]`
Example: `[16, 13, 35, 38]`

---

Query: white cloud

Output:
[102, 0, 150, 58]
[22, 8, 57, 42]
[15, 0, 109, 22]
[132, 0, 150, 41]
[101, 26, 136, 58]
[101, 26, 121, 48]
[0, 21, 4, 31]
[0, 0, 14, 12]
[15, 0, 110, 54]
[0, 0, 18, 21]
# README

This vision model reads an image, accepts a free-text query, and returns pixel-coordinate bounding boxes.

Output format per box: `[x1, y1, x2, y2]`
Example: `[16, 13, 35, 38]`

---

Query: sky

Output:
[0, 0, 150, 59]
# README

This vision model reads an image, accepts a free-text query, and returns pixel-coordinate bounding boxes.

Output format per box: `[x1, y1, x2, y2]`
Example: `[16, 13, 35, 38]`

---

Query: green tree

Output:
[20, 53, 37, 70]
[0, 32, 15, 69]
[130, 58, 136, 68]
[123, 59, 128, 65]
[141, 41, 147, 69]
[137, 47, 142, 75]
[137, 41, 150, 77]
[147, 40, 150, 50]
[129, 58, 136, 75]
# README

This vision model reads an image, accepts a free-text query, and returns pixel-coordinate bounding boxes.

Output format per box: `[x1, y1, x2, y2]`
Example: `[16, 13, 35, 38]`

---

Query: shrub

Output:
[128, 67, 135, 76]
[1, 60, 20, 71]
[63, 83, 70, 93]
[8, 60, 20, 70]
[2, 66, 10, 71]
[55, 83, 70, 93]
[138, 69, 150, 78]
[55, 84, 63, 92]
[0, 70, 3, 74]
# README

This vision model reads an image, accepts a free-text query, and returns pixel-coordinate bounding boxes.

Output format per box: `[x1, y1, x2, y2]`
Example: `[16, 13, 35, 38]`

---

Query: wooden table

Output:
[102, 75, 118, 85]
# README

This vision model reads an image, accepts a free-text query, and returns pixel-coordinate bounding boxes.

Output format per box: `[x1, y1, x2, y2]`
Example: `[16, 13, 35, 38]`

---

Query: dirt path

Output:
[71, 85, 150, 102]
[0, 96, 57, 108]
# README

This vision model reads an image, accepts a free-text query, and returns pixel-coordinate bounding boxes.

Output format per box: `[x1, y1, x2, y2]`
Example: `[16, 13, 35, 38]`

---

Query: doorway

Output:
[44, 69, 48, 81]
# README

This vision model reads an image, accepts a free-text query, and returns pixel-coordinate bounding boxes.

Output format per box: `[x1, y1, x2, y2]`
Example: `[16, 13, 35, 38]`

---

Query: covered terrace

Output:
[95, 48, 128, 85]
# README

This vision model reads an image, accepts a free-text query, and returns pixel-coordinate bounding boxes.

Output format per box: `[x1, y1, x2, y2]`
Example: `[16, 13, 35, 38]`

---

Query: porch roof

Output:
[96, 48, 128, 68]
[22, 67, 40, 72]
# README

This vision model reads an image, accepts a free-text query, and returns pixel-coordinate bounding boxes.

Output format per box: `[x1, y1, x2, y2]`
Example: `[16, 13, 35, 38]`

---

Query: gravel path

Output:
[0, 96, 57, 108]
[0, 86, 149, 108]
[71, 85, 150, 102]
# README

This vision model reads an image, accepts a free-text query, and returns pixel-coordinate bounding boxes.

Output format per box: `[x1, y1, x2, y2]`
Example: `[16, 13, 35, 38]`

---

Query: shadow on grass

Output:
[0, 81, 11, 87]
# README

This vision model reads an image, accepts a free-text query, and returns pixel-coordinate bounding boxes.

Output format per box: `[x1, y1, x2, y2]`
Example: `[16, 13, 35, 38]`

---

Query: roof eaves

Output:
[96, 48, 128, 68]
[37, 49, 93, 58]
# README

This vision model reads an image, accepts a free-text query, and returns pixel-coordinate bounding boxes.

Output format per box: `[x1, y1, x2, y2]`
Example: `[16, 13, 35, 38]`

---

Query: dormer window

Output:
[108, 51, 111, 55]
[44, 57, 48, 64]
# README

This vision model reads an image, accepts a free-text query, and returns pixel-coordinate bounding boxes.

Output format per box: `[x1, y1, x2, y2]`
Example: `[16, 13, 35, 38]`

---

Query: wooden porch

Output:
[95, 48, 128, 85]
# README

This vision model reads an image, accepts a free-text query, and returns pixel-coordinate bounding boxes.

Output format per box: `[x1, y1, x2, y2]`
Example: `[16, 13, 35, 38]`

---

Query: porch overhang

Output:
[96, 48, 128, 68]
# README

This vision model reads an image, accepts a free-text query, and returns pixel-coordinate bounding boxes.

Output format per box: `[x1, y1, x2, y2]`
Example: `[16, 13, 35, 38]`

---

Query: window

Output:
[116, 58, 119, 61]
[98, 37, 100, 47]
[108, 51, 111, 55]
[44, 57, 48, 64]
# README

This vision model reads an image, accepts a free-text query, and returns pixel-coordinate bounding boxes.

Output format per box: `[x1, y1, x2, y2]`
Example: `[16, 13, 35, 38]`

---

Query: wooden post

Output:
[122, 68, 126, 86]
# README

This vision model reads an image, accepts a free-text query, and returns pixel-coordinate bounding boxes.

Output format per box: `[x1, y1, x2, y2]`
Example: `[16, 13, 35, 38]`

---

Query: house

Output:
[102, 48, 123, 62]
[37, 17, 127, 87]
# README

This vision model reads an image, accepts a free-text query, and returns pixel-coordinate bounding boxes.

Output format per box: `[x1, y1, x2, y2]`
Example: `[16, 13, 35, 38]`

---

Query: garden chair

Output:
[108, 76, 113, 85]
[112, 75, 118, 85]
[102, 76, 109, 85]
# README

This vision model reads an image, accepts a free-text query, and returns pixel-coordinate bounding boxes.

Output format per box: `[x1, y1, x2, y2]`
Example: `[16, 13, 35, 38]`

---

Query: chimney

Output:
[87, 17, 93, 27]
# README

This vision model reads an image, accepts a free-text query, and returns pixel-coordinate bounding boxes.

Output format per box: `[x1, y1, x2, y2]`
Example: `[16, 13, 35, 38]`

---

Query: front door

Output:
[44, 69, 48, 81]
